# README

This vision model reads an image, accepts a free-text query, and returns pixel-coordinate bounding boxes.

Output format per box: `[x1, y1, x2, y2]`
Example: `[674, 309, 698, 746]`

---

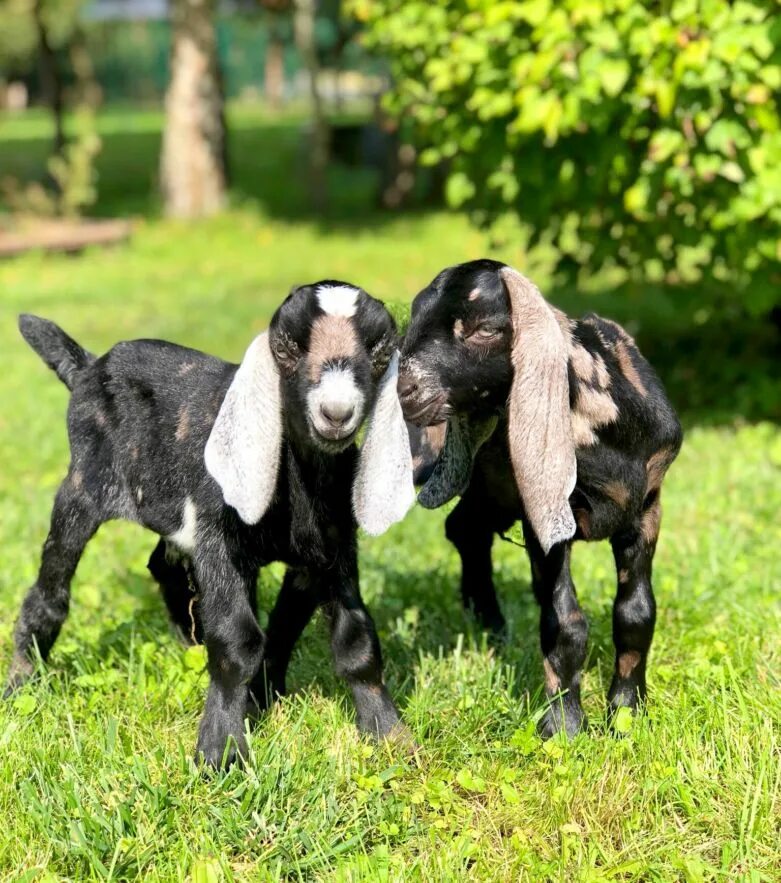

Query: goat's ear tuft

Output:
[502, 266, 577, 554]
[205, 331, 283, 524]
[353, 350, 415, 535]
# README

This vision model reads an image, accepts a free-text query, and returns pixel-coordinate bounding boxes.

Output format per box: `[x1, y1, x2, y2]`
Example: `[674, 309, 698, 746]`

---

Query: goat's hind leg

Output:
[445, 491, 507, 634]
[147, 539, 203, 645]
[5, 473, 100, 696]
[608, 499, 659, 720]
[247, 566, 319, 719]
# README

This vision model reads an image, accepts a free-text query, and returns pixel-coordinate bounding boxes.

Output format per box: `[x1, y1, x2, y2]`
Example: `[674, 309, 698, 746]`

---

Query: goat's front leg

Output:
[524, 525, 588, 739]
[608, 499, 659, 719]
[247, 567, 319, 718]
[325, 555, 402, 739]
[192, 542, 264, 769]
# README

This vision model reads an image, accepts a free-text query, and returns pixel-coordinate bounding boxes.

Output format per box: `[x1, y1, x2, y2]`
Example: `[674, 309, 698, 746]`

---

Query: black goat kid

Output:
[400, 260, 682, 738]
[5, 282, 415, 768]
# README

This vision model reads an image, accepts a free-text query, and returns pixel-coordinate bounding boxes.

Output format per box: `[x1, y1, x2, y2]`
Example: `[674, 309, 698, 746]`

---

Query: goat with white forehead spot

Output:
[5, 282, 415, 769]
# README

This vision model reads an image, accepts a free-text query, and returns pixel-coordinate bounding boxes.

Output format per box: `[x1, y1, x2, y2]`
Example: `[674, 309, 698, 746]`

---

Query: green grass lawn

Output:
[0, 107, 779, 881]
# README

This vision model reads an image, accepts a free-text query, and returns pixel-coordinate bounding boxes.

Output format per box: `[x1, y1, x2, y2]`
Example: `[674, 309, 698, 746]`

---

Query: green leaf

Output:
[13, 695, 37, 716]
[445, 172, 476, 209]
[455, 767, 486, 793]
[613, 706, 634, 734]
[501, 783, 521, 805]
[183, 644, 207, 671]
[599, 58, 629, 98]
[191, 859, 222, 883]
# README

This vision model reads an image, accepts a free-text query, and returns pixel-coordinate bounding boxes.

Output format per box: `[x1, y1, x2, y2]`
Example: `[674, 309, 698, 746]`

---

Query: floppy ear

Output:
[205, 331, 283, 524]
[501, 266, 577, 554]
[353, 350, 415, 535]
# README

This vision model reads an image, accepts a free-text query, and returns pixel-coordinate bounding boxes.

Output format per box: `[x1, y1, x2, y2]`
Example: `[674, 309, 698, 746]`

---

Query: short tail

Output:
[18, 314, 94, 391]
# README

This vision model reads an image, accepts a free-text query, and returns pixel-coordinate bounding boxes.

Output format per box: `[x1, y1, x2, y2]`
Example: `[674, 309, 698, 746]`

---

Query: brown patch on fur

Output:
[601, 480, 631, 508]
[564, 609, 585, 625]
[307, 315, 358, 382]
[175, 405, 190, 441]
[615, 339, 648, 397]
[70, 470, 83, 489]
[571, 384, 619, 448]
[543, 658, 561, 694]
[646, 447, 676, 493]
[453, 318, 465, 338]
[411, 422, 446, 474]
[130, 446, 139, 461]
[94, 410, 107, 427]
[467, 287, 482, 301]
[640, 498, 662, 546]
[574, 508, 591, 538]
[617, 650, 641, 679]
[571, 412, 599, 447]
[570, 344, 610, 390]
[618, 569, 630, 584]
[178, 362, 196, 376]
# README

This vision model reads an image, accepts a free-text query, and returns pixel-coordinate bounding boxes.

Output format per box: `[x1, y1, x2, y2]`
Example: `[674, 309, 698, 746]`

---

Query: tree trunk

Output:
[293, 0, 328, 212]
[265, 16, 285, 110]
[33, 0, 65, 158]
[161, 0, 227, 218]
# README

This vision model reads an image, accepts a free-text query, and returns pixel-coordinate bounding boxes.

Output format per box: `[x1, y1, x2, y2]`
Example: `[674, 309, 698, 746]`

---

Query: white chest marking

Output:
[168, 496, 198, 554]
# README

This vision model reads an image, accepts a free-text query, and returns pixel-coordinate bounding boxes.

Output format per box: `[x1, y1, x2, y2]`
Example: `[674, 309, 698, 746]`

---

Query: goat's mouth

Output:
[402, 392, 450, 427]
[309, 423, 359, 453]
[417, 413, 498, 509]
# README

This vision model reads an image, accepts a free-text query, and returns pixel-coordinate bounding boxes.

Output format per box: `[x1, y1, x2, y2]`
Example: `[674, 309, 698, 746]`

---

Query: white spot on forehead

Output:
[168, 496, 198, 554]
[316, 284, 359, 317]
[468, 287, 482, 301]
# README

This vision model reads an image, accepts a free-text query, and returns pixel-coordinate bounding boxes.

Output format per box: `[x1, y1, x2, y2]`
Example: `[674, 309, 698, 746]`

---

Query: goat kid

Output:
[400, 260, 682, 738]
[5, 282, 415, 768]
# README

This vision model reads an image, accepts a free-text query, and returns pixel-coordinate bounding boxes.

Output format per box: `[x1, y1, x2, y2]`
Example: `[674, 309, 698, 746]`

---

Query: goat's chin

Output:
[308, 424, 358, 454]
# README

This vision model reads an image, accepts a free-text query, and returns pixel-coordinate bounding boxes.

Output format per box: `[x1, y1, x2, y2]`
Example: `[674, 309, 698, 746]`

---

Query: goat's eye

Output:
[467, 324, 500, 342]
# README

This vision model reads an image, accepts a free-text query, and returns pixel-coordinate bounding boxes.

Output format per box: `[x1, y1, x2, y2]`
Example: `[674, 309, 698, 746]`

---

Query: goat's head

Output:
[205, 281, 415, 535]
[399, 259, 577, 553]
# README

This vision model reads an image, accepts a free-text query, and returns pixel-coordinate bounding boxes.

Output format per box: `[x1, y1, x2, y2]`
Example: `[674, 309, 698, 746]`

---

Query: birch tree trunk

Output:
[293, 0, 328, 211]
[160, 0, 227, 218]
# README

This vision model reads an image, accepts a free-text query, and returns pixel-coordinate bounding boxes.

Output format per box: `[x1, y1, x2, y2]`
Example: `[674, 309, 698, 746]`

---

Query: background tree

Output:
[355, 0, 781, 315]
[160, 0, 227, 218]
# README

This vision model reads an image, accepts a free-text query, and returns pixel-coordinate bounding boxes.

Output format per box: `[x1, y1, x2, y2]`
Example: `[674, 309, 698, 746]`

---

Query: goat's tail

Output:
[18, 314, 94, 391]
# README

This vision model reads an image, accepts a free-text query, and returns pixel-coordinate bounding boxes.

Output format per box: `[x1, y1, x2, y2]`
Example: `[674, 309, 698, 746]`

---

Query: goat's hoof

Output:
[4, 653, 36, 698]
[195, 731, 246, 772]
[538, 701, 587, 740]
[383, 722, 420, 757]
[607, 685, 645, 729]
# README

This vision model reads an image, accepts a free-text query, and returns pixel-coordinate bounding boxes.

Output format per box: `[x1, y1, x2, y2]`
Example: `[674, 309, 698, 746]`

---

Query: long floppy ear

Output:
[353, 350, 415, 535]
[205, 331, 283, 524]
[502, 266, 577, 554]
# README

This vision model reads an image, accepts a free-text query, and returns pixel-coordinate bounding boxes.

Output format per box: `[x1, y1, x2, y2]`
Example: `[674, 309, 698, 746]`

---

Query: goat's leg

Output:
[147, 538, 202, 645]
[247, 567, 319, 718]
[4, 475, 100, 697]
[608, 499, 659, 719]
[524, 525, 588, 739]
[325, 558, 402, 739]
[192, 544, 264, 769]
[445, 491, 506, 633]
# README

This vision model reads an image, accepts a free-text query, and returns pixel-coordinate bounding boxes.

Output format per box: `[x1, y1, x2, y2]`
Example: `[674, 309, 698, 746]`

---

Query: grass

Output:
[0, 106, 779, 881]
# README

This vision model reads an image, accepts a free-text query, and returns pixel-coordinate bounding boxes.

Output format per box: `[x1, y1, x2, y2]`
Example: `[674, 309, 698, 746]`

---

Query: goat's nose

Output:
[397, 376, 418, 401]
[320, 401, 355, 427]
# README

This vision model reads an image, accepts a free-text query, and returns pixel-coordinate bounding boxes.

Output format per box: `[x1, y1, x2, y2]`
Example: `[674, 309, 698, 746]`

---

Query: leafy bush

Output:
[353, 0, 781, 311]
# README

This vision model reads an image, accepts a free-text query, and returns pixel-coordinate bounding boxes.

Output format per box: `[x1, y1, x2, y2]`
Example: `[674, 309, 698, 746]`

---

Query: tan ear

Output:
[501, 266, 576, 554]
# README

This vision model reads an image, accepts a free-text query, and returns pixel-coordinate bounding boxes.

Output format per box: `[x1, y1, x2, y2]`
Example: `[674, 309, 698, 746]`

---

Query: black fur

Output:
[6, 283, 403, 769]
[400, 259, 682, 735]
